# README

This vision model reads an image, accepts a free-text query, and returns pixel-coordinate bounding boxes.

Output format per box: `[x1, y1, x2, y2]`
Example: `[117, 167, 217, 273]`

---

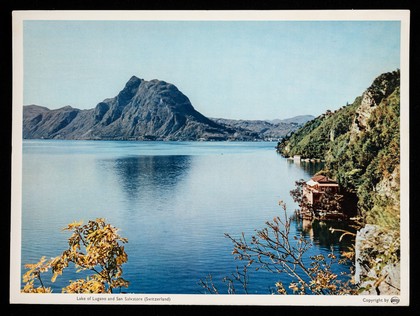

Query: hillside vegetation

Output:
[278, 70, 400, 230]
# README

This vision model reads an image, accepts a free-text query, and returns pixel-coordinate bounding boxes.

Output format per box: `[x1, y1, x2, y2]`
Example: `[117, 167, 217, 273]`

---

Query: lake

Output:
[21, 140, 354, 294]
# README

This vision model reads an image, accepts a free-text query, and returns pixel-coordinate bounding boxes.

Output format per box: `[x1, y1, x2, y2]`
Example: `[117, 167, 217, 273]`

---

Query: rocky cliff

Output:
[354, 224, 400, 295]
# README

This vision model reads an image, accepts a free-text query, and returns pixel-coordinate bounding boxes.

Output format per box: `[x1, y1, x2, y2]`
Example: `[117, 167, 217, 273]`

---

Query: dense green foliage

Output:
[277, 70, 400, 230]
[278, 102, 359, 160]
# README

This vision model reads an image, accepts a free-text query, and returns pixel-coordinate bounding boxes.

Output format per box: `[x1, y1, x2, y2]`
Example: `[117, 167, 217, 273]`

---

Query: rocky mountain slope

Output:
[23, 77, 252, 141]
[23, 76, 308, 141]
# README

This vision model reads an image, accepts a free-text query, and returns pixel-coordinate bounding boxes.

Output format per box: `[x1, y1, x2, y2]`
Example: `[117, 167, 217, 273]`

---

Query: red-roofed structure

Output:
[303, 175, 339, 205]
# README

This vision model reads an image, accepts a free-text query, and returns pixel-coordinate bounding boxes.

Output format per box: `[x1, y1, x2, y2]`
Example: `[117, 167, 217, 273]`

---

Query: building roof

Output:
[306, 179, 318, 186]
[318, 183, 339, 187]
[311, 175, 337, 184]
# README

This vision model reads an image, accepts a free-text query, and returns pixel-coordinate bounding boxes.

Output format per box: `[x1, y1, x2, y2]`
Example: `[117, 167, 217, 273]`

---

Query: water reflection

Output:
[111, 155, 191, 199]
[294, 216, 356, 252]
[22, 141, 356, 294]
[285, 159, 325, 176]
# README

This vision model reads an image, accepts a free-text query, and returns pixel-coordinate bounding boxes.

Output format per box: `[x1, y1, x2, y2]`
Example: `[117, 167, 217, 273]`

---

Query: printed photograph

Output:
[10, 10, 410, 306]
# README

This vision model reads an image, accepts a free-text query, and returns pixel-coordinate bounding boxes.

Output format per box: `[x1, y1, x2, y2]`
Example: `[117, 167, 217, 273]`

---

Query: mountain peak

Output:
[124, 75, 143, 89]
[128, 75, 142, 82]
[117, 76, 144, 104]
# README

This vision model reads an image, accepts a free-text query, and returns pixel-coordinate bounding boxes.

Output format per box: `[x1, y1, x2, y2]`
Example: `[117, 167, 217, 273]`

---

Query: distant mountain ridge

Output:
[270, 115, 315, 125]
[23, 76, 311, 141]
[211, 116, 314, 140]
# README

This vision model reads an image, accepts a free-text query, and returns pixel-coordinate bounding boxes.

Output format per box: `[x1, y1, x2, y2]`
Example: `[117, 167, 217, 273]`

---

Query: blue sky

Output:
[23, 20, 401, 120]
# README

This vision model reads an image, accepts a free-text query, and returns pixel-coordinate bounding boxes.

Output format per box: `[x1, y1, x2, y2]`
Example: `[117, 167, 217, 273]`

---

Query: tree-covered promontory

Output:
[278, 69, 400, 230]
[277, 70, 401, 295]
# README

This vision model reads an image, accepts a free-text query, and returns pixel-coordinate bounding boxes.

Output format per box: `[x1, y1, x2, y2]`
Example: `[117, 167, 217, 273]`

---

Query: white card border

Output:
[10, 9, 410, 306]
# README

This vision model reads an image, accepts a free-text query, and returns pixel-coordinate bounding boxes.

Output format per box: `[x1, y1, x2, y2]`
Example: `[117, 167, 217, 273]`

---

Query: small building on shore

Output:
[303, 175, 340, 205]
[300, 175, 345, 220]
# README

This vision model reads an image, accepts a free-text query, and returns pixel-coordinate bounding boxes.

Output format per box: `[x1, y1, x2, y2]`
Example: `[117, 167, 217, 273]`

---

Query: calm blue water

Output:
[21, 140, 353, 294]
